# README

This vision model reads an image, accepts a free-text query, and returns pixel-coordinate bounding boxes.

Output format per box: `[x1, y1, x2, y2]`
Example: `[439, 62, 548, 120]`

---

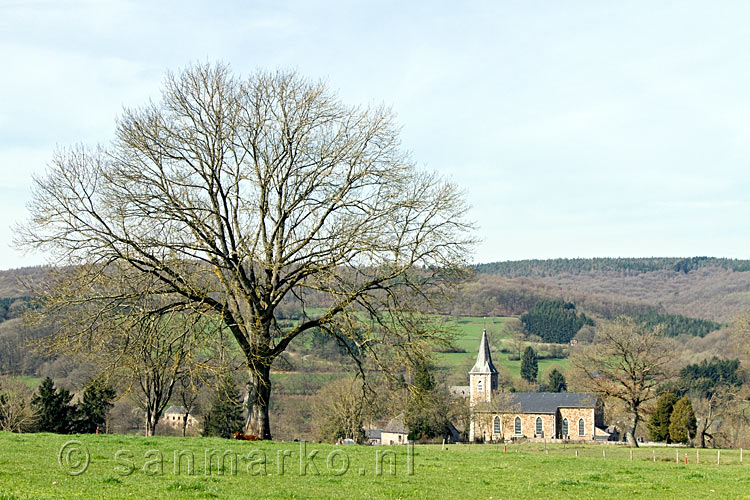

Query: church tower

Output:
[469, 329, 498, 406]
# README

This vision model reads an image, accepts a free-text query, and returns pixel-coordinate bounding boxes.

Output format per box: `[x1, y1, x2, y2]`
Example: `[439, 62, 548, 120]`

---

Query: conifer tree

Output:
[521, 347, 538, 383]
[203, 377, 244, 438]
[31, 377, 75, 434]
[548, 369, 567, 392]
[648, 391, 678, 442]
[669, 396, 697, 444]
[73, 380, 116, 433]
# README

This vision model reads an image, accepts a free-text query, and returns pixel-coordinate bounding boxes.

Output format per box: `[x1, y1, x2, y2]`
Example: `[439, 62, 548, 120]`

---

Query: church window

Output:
[578, 418, 585, 436]
[562, 418, 569, 437]
[535, 417, 543, 436]
[514, 416, 521, 435]
[477, 379, 483, 392]
[493, 417, 501, 434]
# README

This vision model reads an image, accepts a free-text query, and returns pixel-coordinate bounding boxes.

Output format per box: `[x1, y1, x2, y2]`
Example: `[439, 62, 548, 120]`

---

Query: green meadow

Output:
[1, 433, 749, 499]
[435, 316, 568, 378]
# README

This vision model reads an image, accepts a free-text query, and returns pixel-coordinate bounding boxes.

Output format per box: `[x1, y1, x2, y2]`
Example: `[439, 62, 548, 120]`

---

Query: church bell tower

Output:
[469, 329, 498, 406]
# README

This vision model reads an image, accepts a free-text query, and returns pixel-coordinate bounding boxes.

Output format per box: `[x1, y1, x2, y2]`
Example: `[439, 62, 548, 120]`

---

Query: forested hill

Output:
[474, 257, 750, 277]
[466, 257, 750, 323]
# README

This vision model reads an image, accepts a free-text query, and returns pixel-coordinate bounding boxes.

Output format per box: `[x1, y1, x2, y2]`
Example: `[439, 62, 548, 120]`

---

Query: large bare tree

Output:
[570, 317, 673, 446]
[18, 63, 474, 438]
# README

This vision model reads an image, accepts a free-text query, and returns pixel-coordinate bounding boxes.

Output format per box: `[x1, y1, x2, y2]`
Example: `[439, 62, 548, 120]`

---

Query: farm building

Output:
[380, 414, 409, 445]
[460, 330, 609, 442]
[162, 406, 200, 431]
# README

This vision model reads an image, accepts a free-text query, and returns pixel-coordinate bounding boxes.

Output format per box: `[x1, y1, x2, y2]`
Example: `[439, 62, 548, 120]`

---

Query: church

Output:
[459, 330, 609, 442]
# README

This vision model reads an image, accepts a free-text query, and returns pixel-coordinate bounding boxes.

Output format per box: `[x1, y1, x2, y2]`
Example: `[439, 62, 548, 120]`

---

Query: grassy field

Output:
[435, 316, 568, 379]
[0, 433, 749, 499]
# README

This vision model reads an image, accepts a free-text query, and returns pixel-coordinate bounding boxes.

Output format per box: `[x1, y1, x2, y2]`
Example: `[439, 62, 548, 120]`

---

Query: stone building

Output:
[380, 414, 409, 445]
[464, 330, 606, 442]
[162, 406, 200, 431]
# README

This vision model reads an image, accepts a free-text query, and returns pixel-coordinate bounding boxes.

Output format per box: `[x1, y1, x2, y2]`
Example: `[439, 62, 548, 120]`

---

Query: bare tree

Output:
[0, 376, 36, 432]
[570, 317, 673, 447]
[125, 314, 199, 436]
[17, 63, 474, 438]
[312, 377, 369, 443]
[175, 365, 207, 437]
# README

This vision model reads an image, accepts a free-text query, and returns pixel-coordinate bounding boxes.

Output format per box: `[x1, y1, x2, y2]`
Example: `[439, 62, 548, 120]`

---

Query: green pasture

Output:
[435, 316, 568, 379]
[1, 433, 749, 499]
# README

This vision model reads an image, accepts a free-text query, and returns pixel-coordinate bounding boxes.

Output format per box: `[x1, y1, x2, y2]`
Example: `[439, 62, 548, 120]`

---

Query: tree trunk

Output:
[182, 413, 188, 437]
[146, 416, 156, 437]
[245, 363, 272, 439]
[145, 410, 160, 437]
[626, 410, 640, 447]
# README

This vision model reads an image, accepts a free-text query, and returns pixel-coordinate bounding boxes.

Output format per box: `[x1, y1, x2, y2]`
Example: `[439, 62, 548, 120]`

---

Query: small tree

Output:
[312, 377, 368, 443]
[648, 391, 678, 442]
[203, 376, 244, 439]
[405, 362, 451, 441]
[0, 376, 36, 432]
[72, 379, 116, 433]
[31, 377, 76, 434]
[547, 369, 567, 392]
[669, 396, 697, 444]
[520, 346, 538, 383]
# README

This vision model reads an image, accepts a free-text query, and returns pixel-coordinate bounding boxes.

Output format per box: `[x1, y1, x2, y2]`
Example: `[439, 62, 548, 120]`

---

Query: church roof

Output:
[489, 392, 599, 414]
[469, 330, 497, 374]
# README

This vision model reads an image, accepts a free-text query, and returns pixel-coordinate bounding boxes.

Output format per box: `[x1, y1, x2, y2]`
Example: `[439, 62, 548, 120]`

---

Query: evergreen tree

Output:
[648, 391, 678, 442]
[413, 362, 436, 393]
[203, 377, 244, 438]
[520, 347, 538, 383]
[669, 396, 697, 444]
[72, 380, 116, 433]
[547, 369, 567, 392]
[31, 377, 75, 434]
[406, 362, 450, 441]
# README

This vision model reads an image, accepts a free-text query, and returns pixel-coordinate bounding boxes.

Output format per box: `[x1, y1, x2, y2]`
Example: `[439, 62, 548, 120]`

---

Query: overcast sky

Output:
[2, 0, 750, 270]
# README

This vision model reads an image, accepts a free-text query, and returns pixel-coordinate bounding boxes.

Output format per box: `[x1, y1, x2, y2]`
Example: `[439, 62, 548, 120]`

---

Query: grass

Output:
[10, 376, 40, 389]
[0, 433, 748, 499]
[435, 316, 568, 379]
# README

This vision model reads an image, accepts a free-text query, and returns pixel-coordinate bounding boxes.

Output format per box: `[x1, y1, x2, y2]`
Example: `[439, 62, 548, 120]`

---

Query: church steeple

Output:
[469, 329, 498, 405]
[470, 329, 498, 375]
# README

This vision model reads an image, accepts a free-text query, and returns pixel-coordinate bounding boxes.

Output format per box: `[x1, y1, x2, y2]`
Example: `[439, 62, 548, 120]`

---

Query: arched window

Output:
[493, 417, 501, 435]
[535, 417, 543, 436]
[578, 418, 585, 437]
[514, 416, 522, 435]
[562, 418, 569, 437]
[477, 379, 483, 393]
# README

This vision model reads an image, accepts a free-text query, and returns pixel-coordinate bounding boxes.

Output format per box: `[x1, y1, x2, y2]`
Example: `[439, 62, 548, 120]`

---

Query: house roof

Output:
[470, 330, 497, 374]
[449, 385, 470, 397]
[488, 392, 599, 414]
[164, 406, 190, 415]
[384, 414, 408, 434]
[364, 429, 382, 439]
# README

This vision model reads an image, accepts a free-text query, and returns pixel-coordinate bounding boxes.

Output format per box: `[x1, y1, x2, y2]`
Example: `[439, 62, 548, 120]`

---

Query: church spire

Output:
[470, 329, 497, 374]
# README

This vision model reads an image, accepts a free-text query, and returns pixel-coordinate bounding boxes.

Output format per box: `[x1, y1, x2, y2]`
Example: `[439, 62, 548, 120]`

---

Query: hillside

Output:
[2, 259, 748, 322]
[471, 258, 750, 322]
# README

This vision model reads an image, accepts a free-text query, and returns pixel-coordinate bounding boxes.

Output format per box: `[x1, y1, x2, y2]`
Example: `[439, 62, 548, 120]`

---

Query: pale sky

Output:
[2, 0, 750, 270]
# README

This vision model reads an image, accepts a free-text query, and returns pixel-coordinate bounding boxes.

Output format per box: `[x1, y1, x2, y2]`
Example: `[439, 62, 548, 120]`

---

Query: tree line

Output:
[631, 311, 722, 338]
[474, 257, 750, 277]
[520, 300, 593, 343]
